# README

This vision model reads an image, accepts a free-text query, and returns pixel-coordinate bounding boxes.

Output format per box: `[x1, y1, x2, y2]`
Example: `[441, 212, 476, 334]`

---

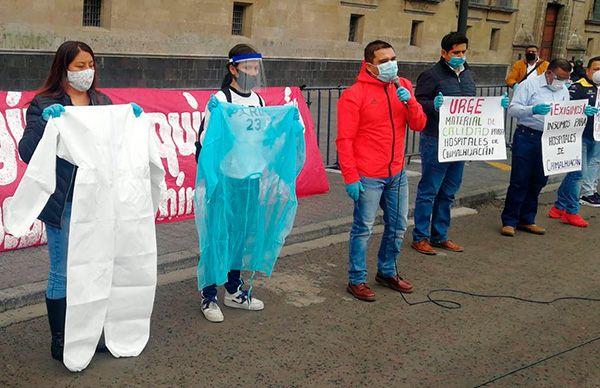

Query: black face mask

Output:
[525, 53, 536, 62]
[236, 71, 257, 90]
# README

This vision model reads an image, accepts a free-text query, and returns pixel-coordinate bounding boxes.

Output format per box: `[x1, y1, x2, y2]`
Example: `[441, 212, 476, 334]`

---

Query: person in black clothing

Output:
[19, 41, 141, 363]
[570, 59, 586, 82]
[410, 32, 476, 256]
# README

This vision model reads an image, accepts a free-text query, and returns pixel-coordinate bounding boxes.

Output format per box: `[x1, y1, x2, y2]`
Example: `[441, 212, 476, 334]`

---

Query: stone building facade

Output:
[1, 0, 599, 89]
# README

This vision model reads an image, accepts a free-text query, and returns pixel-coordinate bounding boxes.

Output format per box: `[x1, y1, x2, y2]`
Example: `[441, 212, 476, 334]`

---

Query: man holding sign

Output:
[501, 59, 595, 236]
[547, 57, 600, 226]
[411, 31, 508, 255]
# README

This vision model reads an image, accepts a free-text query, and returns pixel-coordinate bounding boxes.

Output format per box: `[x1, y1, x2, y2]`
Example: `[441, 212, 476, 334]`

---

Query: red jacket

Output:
[336, 62, 427, 184]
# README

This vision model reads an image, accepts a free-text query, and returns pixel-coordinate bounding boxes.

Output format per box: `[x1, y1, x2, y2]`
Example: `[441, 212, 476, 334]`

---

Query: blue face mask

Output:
[447, 56, 466, 69]
[374, 60, 398, 82]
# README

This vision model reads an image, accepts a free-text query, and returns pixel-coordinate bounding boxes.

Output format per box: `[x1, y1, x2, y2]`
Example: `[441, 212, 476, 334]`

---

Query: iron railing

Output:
[302, 85, 516, 169]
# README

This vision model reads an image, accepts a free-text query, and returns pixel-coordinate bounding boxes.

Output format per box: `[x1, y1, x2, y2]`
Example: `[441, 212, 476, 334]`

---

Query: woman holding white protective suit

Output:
[5, 41, 165, 372]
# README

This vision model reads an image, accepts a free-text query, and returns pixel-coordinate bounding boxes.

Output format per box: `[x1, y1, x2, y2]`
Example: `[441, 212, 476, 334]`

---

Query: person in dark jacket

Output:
[18, 41, 142, 363]
[411, 32, 476, 256]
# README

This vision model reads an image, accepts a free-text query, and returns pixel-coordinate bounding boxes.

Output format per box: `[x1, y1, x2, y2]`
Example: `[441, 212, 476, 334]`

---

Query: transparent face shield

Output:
[230, 53, 267, 93]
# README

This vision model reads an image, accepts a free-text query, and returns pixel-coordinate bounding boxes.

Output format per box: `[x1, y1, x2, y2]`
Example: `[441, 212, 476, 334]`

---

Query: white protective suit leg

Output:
[103, 118, 163, 357]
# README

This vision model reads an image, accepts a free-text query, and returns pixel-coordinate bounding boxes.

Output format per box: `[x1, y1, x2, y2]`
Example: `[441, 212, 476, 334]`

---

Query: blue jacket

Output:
[569, 77, 597, 140]
[19, 90, 112, 228]
[415, 58, 477, 137]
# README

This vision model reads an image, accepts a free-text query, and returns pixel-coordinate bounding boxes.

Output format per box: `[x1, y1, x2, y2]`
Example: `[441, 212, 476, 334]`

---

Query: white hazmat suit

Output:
[5, 104, 165, 371]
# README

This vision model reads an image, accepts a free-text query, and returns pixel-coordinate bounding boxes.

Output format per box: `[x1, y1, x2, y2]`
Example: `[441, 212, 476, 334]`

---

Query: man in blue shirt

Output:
[500, 59, 573, 236]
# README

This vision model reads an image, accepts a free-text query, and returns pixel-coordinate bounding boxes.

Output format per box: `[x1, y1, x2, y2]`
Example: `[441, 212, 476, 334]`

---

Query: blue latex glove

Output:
[500, 92, 509, 109]
[130, 102, 143, 117]
[42, 104, 65, 121]
[512, 82, 519, 91]
[207, 94, 219, 112]
[396, 86, 411, 103]
[584, 105, 599, 117]
[434, 92, 444, 111]
[532, 103, 551, 115]
[345, 181, 364, 202]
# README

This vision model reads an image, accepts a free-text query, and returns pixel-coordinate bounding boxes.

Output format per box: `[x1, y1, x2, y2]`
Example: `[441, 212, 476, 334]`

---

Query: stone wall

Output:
[0, 52, 509, 91]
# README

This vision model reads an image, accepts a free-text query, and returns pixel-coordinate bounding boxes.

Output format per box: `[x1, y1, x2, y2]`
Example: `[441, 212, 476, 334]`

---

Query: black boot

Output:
[45, 297, 66, 362]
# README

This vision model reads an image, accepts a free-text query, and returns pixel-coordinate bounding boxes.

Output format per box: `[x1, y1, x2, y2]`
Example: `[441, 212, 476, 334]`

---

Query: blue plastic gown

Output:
[195, 101, 306, 290]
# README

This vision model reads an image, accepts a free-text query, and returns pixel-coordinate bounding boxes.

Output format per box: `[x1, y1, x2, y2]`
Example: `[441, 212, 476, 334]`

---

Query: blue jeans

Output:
[501, 127, 548, 227]
[44, 202, 72, 299]
[555, 137, 594, 214]
[412, 134, 465, 243]
[348, 171, 408, 285]
[202, 270, 242, 299]
[581, 139, 600, 197]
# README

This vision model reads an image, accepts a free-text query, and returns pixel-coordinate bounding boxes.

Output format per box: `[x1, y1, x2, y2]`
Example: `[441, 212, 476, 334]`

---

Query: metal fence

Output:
[301, 85, 516, 168]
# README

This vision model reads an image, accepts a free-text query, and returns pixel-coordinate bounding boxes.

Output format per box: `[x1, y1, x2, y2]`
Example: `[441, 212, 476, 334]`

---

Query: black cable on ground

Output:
[398, 289, 600, 386]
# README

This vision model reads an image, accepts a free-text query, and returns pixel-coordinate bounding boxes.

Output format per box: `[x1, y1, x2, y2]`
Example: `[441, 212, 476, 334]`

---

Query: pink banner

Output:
[0, 87, 328, 252]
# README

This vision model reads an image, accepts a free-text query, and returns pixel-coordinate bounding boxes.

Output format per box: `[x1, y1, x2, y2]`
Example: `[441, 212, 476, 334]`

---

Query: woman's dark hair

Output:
[37, 41, 97, 97]
[220, 43, 259, 89]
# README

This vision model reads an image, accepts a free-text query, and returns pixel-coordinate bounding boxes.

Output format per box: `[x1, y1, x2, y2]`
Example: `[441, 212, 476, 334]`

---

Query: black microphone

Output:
[392, 77, 408, 106]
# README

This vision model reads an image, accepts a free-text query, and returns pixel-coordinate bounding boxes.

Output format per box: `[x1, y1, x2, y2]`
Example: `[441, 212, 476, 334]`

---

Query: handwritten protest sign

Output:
[438, 96, 506, 162]
[542, 99, 588, 176]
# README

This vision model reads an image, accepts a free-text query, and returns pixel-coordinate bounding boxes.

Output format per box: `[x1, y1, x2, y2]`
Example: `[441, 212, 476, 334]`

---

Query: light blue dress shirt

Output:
[508, 73, 570, 131]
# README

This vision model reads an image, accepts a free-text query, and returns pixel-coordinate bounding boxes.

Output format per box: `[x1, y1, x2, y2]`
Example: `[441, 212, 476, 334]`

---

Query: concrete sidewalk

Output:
[0, 160, 561, 312]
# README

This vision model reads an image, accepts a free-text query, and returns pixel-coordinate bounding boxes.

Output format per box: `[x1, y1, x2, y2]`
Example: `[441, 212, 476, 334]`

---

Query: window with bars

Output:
[232, 4, 245, 35]
[83, 0, 102, 27]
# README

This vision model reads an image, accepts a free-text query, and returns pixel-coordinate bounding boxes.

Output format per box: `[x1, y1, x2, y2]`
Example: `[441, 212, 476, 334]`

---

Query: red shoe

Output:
[560, 213, 589, 227]
[347, 283, 376, 302]
[548, 206, 565, 219]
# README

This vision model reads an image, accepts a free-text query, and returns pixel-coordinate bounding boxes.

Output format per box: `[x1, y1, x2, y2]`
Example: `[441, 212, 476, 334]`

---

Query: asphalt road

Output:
[1, 192, 599, 387]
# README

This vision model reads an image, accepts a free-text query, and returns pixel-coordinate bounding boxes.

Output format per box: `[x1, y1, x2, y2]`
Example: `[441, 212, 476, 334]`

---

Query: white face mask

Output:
[67, 69, 95, 92]
[592, 70, 600, 86]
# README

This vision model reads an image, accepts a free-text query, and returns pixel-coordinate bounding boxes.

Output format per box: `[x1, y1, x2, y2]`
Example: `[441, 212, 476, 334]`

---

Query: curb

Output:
[0, 180, 561, 313]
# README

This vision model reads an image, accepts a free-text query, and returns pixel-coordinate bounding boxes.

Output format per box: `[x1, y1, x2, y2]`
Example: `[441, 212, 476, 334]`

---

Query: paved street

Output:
[1, 191, 599, 387]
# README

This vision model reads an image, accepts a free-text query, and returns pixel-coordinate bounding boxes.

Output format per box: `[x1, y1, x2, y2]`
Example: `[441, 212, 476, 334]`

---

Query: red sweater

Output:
[336, 62, 427, 184]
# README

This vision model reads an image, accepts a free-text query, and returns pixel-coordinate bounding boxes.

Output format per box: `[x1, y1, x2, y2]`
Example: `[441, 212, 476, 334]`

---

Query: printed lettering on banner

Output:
[542, 99, 588, 176]
[438, 96, 506, 162]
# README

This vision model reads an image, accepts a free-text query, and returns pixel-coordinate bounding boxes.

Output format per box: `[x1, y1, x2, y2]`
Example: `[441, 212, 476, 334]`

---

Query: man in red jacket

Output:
[336, 40, 427, 302]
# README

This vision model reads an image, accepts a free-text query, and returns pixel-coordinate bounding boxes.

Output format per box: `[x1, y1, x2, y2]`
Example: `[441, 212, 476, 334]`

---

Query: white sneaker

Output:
[201, 297, 224, 323]
[224, 290, 264, 311]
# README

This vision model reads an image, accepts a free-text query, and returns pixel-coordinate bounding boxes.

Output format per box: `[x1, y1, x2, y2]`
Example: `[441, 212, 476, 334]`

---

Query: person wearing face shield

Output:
[17, 41, 144, 364]
[411, 32, 480, 256]
[505, 45, 549, 90]
[547, 57, 600, 222]
[195, 44, 267, 322]
[336, 40, 427, 301]
[500, 59, 598, 235]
